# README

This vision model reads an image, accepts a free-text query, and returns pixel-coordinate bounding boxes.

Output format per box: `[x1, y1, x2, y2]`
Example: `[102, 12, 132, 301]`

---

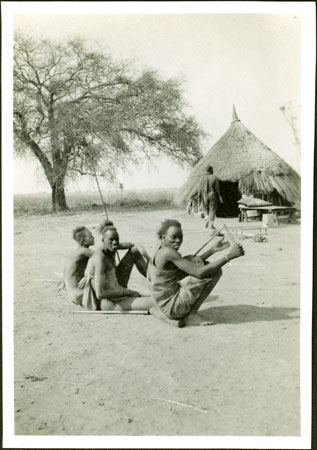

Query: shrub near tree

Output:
[14, 34, 204, 211]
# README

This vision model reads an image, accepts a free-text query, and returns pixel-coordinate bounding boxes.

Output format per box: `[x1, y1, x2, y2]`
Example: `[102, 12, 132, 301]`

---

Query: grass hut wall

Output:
[176, 106, 301, 217]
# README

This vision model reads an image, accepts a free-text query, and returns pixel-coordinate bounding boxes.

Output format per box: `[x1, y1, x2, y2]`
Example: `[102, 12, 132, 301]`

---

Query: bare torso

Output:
[64, 248, 93, 289]
[85, 249, 121, 290]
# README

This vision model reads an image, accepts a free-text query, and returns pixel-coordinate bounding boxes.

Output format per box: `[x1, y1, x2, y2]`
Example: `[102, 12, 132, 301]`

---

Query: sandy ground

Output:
[13, 209, 300, 436]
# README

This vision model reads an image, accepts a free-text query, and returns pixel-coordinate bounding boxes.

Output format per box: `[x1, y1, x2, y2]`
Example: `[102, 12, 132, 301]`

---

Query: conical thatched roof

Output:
[176, 106, 301, 205]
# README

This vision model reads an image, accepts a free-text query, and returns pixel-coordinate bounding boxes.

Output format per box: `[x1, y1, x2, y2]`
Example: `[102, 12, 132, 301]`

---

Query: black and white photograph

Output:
[2, 1, 315, 448]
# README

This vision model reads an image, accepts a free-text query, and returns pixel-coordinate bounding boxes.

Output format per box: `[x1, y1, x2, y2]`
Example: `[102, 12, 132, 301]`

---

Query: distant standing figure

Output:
[199, 165, 223, 230]
[63, 226, 95, 305]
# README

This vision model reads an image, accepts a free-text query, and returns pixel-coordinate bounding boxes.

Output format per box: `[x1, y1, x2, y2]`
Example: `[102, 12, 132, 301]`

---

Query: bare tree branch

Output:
[14, 34, 204, 210]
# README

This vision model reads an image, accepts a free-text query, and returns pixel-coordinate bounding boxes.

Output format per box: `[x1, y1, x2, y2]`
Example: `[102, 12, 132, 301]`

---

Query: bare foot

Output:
[150, 306, 185, 328]
[184, 313, 215, 326]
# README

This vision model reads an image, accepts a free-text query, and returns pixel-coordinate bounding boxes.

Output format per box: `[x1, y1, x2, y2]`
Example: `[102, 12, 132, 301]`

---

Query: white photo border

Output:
[2, 1, 315, 449]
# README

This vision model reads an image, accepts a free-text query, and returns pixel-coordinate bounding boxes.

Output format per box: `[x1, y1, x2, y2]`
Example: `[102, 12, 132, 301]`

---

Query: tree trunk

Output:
[51, 181, 69, 212]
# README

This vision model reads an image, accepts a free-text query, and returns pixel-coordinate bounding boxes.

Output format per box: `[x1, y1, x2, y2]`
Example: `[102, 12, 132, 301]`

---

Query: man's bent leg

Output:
[184, 269, 222, 326]
[100, 299, 122, 311]
[116, 247, 147, 287]
[191, 269, 222, 314]
[100, 296, 153, 311]
[130, 246, 148, 277]
[116, 250, 135, 287]
[118, 296, 153, 311]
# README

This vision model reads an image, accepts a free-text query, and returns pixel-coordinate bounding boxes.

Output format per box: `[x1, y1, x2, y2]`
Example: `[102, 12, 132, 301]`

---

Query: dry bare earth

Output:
[14, 209, 300, 436]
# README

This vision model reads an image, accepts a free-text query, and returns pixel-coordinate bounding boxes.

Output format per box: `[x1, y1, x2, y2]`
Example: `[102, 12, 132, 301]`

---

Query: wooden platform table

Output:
[239, 205, 297, 225]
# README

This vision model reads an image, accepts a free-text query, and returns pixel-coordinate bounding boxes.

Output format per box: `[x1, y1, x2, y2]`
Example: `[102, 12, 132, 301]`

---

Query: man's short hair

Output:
[157, 219, 182, 239]
[206, 165, 213, 174]
[99, 219, 117, 235]
[72, 226, 88, 243]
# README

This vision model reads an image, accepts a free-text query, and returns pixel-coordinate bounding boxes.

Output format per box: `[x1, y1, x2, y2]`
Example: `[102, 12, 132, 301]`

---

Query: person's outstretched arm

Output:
[167, 244, 244, 279]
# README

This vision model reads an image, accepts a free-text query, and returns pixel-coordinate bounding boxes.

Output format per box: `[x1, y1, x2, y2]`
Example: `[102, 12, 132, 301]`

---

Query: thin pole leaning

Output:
[90, 156, 109, 221]
[89, 146, 120, 260]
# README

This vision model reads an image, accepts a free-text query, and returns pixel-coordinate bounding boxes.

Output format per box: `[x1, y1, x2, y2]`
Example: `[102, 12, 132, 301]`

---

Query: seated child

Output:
[63, 226, 95, 305]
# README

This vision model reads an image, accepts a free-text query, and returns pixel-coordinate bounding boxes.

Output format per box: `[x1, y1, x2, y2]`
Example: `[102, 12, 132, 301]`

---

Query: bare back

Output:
[64, 248, 93, 290]
[206, 174, 218, 190]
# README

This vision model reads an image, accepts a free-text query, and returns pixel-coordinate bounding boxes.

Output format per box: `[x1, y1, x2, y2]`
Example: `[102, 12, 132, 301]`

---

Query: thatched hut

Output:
[176, 106, 301, 217]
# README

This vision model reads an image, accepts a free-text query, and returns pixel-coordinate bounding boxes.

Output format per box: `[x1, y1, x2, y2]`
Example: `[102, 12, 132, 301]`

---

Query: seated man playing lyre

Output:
[147, 219, 244, 326]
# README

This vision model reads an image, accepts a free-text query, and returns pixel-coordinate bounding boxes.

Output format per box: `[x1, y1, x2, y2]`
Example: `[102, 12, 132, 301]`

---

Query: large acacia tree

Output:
[14, 34, 204, 211]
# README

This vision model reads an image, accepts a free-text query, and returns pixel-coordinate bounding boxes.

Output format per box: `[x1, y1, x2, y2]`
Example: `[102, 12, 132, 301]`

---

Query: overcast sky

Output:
[10, 4, 307, 193]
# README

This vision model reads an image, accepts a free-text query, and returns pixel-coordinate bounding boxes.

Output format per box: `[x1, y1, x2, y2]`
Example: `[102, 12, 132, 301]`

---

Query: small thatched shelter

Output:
[176, 106, 301, 216]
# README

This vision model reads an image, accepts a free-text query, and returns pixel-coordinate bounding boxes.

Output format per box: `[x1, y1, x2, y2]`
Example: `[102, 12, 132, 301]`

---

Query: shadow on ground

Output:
[200, 300, 299, 324]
